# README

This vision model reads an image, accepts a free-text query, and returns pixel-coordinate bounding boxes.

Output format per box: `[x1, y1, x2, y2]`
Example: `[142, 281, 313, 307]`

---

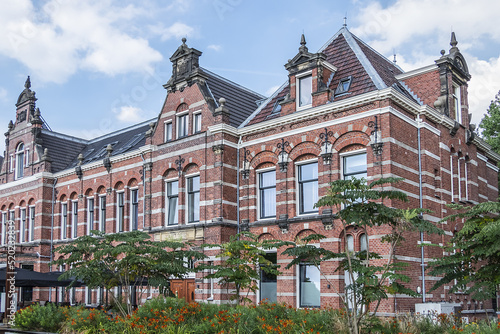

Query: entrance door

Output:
[170, 279, 195, 303]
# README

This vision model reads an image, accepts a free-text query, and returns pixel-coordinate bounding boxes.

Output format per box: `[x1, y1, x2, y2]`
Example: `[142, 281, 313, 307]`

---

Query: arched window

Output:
[360, 234, 368, 252]
[15, 143, 24, 179]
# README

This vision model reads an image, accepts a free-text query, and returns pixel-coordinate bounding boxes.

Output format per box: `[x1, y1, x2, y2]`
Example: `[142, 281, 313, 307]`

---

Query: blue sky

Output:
[1, 0, 500, 155]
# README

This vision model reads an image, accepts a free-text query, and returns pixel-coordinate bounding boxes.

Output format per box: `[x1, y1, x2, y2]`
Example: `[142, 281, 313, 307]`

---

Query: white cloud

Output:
[0, 0, 163, 83]
[149, 22, 195, 41]
[115, 106, 147, 123]
[351, 0, 500, 124]
[207, 44, 222, 52]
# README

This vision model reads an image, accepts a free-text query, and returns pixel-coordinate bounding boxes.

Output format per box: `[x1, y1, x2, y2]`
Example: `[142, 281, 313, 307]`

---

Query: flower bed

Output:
[13, 297, 500, 334]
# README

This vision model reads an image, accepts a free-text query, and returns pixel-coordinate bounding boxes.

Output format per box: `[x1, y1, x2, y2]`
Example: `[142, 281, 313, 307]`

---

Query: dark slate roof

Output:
[242, 27, 411, 127]
[201, 68, 265, 128]
[40, 120, 153, 173]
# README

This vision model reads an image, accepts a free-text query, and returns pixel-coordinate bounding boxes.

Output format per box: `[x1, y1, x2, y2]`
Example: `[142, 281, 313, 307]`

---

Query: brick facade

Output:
[1, 27, 499, 315]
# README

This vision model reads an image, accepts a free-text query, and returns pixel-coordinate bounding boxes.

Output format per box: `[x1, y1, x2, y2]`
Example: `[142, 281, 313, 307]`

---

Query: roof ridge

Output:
[40, 129, 89, 144]
[340, 28, 387, 90]
[350, 34, 404, 73]
[86, 118, 154, 144]
[201, 67, 265, 99]
[239, 81, 287, 128]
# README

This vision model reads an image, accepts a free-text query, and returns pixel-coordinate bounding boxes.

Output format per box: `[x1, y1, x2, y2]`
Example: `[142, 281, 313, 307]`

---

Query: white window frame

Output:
[9, 154, 14, 173]
[116, 191, 125, 232]
[450, 154, 455, 203]
[340, 149, 367, 180]
[72, 200, 78, 239]
[297, 262, 321, 308]
[87, 197, 94, 235]
[85, 287, 94, 306]
[457, 157, 462, 201]
[296, 159, 319, 216]
[15, 143, 24, 180]
[1, 212, 6, 246]
[164, 121, 173, 142]
[20, 208, 26, 243]
[257, 167, 276, 219]
[99, 195, 106, 232]
[28, 205, 35, 242]
[61, 203, 67, 240]
[25, 148, 30, 167]
[186, 174, 200, 223]
[193, 111, 202, 134]
[296, 70, 312, 110]
[130, 188, 139, 231]
[453, 84, 462, 123]
[165, 178, 179, 226]
[465, 160, 469, 201]
[258, 251, 278, 303]
[177, 111, 189, 138]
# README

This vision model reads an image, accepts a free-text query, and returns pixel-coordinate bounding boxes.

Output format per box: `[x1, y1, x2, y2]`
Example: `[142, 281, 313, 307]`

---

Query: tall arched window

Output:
[15, 143, 24, 180]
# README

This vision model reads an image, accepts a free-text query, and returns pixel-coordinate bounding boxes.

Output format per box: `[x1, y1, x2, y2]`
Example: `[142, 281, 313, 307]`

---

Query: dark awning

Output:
[0, 267, 83, 287]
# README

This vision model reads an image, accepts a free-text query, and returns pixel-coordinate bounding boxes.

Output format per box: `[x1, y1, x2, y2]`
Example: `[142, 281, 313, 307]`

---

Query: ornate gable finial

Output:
[450, 32, 458, 49]
[25, 76, 31, 89]
[299, 34, 308, 53]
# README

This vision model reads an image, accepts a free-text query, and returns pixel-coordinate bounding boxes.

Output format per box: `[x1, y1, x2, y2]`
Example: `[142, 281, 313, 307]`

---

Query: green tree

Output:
[279, 178, 441, 334]
[429, 201, 500, 301]
[52, 230, 205, 316]
[479, 91, 500, 153]
[200, 231, 280, 305]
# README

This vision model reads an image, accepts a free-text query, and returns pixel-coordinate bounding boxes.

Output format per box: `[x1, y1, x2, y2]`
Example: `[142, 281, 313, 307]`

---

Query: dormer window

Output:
[453, 84, 462, 123]
[297, 73, 312, 109]
[335, 76, 352, 95]
[15, 143, 24, 180]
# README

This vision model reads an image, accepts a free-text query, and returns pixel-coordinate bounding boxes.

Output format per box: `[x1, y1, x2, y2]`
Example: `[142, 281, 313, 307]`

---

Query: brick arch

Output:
[1, 205, 6, 211]
[333, 131, 369, 153]
[184, 163, 199, 175]
[258, 232, 277, 241]
[288, 141, 321, 162]
[127, 178, 138, 187]
[8, 203, 14, 210]
[114, 181, 124, 191]
[28, 198, 35, 206]
[70, 192, 78, 200]
[85, 188, 94, 197]
[250, 150, 278, 170]
[176, 103, 189, 112]
[19, 200, 26, 207]
[59, 194, 67, 202]
[339, 227, 367, 253]
[96, 186, 106, 195]
[294, 229, 317, 243]
[163, 168, 177, 179]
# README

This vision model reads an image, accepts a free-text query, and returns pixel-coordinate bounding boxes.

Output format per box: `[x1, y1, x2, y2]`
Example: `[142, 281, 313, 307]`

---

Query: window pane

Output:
[360, 234, 367, 252]
[260, 170, 275, 187]
[167, 181, 178, 225]
[300, 163, 318, 181]
[261, 188, 276, 218]
[260, 253, 277, 303]
[344, 154, 367, 175]
[165, 122, 172, 141]
[300, 264, 320, 307]
[346, 235, 354, 252]
[299, 75, 312, 107]
[188, 177, 200, 222]
[301, 181, 318, 213]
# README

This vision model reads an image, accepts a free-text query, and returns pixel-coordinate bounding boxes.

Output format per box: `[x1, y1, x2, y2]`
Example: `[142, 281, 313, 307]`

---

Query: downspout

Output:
[140, 153, 146, 230]
[237, 136, 242, 234]
[417, 115, 426, 303]
[49, 177, 58, 302]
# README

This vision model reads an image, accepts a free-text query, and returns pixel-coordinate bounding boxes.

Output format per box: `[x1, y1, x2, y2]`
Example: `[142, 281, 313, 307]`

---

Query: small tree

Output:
[201, 232, 280, 305]
[280, 178, 441, 334]
[53, 230, 205, 316]
[429, 201, 500, 301]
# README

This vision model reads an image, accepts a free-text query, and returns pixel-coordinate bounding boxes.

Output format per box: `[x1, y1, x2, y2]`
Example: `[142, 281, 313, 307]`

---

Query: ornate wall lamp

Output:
[277, 138, 290, 173]
[75, 153, 84, 179]
[241, 149, 251, 179]
[175, 155, 185, 176]
[103, 144, 113, 173]
[368, 115, 383, 156]
[319, 127, 334, 165]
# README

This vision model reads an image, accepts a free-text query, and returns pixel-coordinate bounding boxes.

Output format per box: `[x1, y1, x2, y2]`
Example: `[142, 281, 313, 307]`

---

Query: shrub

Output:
[14, 303, 66, 332]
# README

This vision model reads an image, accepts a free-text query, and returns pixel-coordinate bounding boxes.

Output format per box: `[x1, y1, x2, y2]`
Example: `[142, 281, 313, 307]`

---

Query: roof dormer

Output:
[281, 34, 337, 115]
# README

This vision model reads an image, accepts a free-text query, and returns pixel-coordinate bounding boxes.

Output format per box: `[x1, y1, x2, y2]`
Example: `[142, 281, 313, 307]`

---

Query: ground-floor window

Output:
[299, 264, 320, 307]
[259, 253, 277, 303]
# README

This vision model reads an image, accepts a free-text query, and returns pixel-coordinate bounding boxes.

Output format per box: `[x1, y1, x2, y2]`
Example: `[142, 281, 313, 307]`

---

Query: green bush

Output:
[14, 303, 66, 332]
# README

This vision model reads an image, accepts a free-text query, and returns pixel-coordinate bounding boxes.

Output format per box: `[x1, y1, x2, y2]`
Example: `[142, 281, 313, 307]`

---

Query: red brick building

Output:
[1, 27, 498, 315]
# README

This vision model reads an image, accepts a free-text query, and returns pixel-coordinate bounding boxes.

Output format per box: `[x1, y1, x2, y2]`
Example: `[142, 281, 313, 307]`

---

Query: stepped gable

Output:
[244, 27, 409, 127]
[202, 68, 265, 127]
